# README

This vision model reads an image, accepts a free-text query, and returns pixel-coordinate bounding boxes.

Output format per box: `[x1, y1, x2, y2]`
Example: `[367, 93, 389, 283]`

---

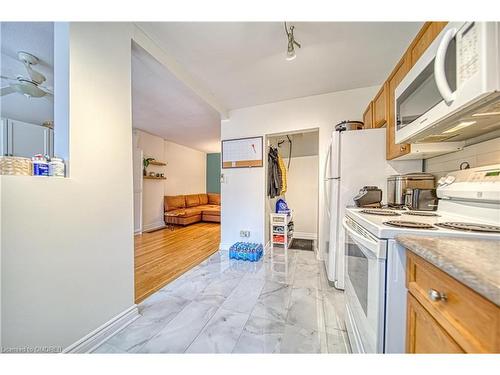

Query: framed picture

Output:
[221, 136, 263, 168]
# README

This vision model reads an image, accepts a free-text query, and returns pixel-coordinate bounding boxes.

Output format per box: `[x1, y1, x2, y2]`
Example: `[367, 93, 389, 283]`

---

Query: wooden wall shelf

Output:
[144, 176, 166, 180]
[148, 161, 167, 166]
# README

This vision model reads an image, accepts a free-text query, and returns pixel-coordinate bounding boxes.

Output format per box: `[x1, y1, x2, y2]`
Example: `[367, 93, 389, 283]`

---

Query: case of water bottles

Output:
[229, 242, 263, 262]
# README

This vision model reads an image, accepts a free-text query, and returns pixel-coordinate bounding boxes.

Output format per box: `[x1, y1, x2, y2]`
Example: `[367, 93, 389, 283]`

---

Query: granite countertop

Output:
[396, 235, 500, 306]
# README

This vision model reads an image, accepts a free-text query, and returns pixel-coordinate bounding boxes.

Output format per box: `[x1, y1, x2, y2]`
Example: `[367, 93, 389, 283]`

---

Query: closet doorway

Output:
[265, 129, 320, 254]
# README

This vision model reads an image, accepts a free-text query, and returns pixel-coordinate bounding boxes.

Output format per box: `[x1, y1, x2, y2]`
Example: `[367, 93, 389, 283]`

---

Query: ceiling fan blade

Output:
[38, 85, 53, 95]
[1, 86, 15, 96]
[0, 75, 18, 82]
[23, 62, 46, 85]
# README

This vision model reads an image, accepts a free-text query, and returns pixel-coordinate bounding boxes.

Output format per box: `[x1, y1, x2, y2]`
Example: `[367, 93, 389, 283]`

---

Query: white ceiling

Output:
[0, 22, 54, 125]
[132, 42, 221, 153]
[138, 22, 423, 110]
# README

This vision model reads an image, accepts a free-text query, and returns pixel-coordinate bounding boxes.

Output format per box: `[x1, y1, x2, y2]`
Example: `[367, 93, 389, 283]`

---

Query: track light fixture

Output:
[284, 22, 301, 61]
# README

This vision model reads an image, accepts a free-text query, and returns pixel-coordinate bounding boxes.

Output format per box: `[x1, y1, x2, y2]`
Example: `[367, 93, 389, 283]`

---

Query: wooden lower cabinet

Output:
[407, 294, 464, 353]
[406, 251, 500, 353]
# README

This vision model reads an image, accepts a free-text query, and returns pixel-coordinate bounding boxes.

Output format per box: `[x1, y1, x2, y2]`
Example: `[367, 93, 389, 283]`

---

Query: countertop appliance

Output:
[395, 22, 500, 144]
[342, 164, 500, 353]
[387, 172, 435, 207]
[405, 188, 438, 211]
[323, 127, 421, 290]
[353, 186, 383, 207]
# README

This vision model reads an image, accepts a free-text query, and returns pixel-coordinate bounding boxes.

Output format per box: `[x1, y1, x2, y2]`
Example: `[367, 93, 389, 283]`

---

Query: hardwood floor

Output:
[134, 222, 220, 303]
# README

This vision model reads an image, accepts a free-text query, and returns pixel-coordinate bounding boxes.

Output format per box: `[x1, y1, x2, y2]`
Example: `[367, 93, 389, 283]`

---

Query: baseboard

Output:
[293, 232, 317, 240]
[142, 221, 165, 232]
[63, 305, 140, 353]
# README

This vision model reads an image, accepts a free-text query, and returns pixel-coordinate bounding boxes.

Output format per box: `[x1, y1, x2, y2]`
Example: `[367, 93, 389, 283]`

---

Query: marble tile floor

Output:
[93, 247, 351, 354]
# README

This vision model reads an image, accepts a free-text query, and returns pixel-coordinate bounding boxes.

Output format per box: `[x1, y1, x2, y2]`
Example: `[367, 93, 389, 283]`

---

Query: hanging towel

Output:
[277, 154, 287, 195]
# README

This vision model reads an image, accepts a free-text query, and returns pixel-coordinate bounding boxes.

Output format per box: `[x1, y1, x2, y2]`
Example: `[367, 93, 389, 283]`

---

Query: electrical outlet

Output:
[240, 230, 250, 238]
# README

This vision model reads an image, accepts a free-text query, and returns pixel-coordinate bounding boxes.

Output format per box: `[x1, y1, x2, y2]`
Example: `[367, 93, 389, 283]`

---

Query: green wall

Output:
[206, 153, 221, 193]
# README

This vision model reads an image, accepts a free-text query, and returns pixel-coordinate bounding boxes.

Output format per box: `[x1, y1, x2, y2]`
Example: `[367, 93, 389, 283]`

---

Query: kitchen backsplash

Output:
[424, 136, 500, 179]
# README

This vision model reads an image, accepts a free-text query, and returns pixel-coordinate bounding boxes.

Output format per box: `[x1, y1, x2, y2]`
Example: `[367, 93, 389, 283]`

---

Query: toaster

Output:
[353, 186, 383, 207]
[405, 188, 438, 211]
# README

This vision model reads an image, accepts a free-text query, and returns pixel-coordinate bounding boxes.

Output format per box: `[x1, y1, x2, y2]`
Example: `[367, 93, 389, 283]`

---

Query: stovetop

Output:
[345, 207, 500, 240]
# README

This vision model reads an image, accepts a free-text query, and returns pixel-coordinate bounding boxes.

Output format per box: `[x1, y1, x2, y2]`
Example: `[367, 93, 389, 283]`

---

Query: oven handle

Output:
[434, 27, 457, 105]
[342, 218, 378, 259]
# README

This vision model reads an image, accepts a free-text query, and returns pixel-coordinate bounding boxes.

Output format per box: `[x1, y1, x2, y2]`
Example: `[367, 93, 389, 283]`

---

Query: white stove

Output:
[345, 206, 500, 240]
[342, 164, 500, 354]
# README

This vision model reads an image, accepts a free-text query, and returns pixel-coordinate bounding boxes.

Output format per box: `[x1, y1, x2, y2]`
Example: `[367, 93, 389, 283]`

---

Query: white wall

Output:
[165, 141, 206, 195]
[136, 130, 167, 231]
[424, 137, 500, 178]
[1, 23, 135, 349]
[134, 129, 207, 231]
[284, 155, 319, 238]
[220, 86, 379, 255]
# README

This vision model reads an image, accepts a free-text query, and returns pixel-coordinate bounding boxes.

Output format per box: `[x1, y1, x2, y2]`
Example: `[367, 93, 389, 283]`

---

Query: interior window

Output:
[1, 22, 68, 177]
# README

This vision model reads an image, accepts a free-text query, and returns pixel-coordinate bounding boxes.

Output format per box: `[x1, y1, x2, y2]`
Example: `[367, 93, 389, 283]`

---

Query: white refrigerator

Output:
[324, 128, 421, 289]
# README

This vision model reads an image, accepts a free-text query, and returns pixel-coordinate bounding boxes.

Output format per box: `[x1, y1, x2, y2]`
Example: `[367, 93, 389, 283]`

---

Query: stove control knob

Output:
[445, 175, 456, 185]
[437, 177, 447, 186]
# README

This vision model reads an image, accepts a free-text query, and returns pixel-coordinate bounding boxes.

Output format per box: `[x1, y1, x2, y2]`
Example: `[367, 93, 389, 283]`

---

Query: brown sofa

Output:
[164, 193, 220, 226]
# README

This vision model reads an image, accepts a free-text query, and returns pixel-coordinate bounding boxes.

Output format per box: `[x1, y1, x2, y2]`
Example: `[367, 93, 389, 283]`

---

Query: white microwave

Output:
[395, 22, 500, 144]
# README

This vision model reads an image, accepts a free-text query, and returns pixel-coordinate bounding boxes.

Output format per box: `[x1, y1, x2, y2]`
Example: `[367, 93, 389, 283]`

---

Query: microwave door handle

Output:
[434, 27, 457, 105]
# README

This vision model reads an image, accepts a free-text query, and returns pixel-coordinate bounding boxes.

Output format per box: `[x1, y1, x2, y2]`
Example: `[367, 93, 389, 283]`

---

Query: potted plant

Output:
[143, 157, 155, 176]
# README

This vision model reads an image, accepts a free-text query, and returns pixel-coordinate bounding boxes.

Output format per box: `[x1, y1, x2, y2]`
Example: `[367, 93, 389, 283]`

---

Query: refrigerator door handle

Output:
[324, 137, 333, 218]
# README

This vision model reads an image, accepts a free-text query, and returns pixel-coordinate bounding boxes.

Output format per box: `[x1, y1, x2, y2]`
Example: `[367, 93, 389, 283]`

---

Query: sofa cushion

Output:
[185, 194, 200, 207]
[207, 193, 220, 205]
[164, 195, 186, 211]
[165, 207, 202, 218]
[198, 194, 208, 205]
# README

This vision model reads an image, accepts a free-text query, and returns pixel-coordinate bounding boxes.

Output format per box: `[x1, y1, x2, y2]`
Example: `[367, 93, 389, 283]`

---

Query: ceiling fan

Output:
[1, 51, 53, 99]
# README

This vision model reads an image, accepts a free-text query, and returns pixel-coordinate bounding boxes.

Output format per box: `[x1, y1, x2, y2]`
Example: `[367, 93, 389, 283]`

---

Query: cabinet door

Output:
[373, 83, 388, 128]
[410, 22, 448, 67]
[407, 294, 464, 354]
[363, 102, 374, 129]
[386, 55, 412, 159]
[8, 120, 52, 157]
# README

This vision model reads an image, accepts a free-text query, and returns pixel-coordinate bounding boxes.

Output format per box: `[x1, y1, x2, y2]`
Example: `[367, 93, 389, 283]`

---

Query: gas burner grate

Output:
[403, 211, 440, 217]
[361, 209, 401, 216]
[434, 222, 500, 233]
[383, 220, 437, 229]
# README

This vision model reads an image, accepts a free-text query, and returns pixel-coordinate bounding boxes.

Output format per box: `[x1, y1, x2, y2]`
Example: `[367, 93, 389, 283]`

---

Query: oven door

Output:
[342, 216, 387, 353]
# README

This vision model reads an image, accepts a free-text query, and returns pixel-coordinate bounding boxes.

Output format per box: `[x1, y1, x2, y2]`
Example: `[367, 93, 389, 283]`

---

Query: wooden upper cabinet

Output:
[410, 22, 448, 67]
[363, 101, 374, 129]
[373, 83, 389, 128]
[386, 55, 411, 159]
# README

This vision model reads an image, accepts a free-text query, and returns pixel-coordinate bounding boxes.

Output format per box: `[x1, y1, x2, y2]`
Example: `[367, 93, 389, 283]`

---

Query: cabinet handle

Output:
[428, 288, 447, 302]
[400, 145, 407, 152]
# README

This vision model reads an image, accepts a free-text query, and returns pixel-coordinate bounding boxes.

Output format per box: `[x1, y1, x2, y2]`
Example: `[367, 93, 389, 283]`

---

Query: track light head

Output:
[284, 22, 301, 61]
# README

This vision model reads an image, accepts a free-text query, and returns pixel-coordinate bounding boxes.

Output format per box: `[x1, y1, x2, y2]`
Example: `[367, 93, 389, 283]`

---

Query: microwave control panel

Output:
[458, 22, 479, 86]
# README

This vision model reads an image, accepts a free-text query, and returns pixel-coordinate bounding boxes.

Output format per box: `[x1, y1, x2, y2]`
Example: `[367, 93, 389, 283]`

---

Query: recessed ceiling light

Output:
[443, 121, 476, 134]
[284, 22, 301, 61]
[472, 111, 500, 117]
